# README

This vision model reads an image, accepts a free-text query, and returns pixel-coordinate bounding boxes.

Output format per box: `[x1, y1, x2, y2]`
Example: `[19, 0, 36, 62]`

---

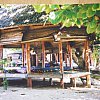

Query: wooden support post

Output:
[59, 41, 64, 88]
[36, 54, 38, 66]
[59, 41, 63, 73]
[84, 41, 86, 69]
[56, 53, 58, 62]
[26, 43, 31, 74]
[22, 43, 25, 67]
[26, 43, 32, 87]
[34, 42, 38, 66]
[49, 78, 53, 85]
[85, 40, 90, 72]
[42, 41, 45, 68]
[50, 54, 51, 62]
[67, 42, 72, 69]
[69, 46, 72, 69]
[54, 53, 58, 62]
[50, 54, 52, 62]
[42, 42, 46, 81]
[0, 45, 3, 60]
[65, 53, 68, 66]
[67, 42, 74, 86]
[0, 45, 3, 85]
[84, 40, 91, 88]
[66, 42, 69, 66]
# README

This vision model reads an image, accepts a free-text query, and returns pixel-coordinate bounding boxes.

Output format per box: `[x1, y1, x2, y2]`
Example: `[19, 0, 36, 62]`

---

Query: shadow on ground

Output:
[2, 79, 86, 89]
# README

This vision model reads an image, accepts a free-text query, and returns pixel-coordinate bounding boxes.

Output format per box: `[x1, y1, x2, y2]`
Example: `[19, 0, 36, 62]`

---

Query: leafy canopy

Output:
[33, 4, 100, 40]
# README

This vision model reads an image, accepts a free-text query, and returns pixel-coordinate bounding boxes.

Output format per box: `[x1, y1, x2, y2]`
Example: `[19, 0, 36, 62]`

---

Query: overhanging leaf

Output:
[65, 21, 72, 27]
[92, 4, 99, 11]
[33, 5, 46, 13]
[87, 23, 96, 34]
[90, 19, 97, 28]
[61, 4, 72, 10]
[49, 5, 60, 10]
[86, 7, 96, 17]
[96, 24, 100, 33]
[63, 10, 72, 19]
[82, 13, 87, 19]
[77, 11, 82, 18]
[49, 10, 63, 24]
[76, 19, 83, 28]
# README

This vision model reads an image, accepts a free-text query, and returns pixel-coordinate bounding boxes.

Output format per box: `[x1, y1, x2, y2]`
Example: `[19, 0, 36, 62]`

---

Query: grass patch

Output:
[91, 74, 100, 80]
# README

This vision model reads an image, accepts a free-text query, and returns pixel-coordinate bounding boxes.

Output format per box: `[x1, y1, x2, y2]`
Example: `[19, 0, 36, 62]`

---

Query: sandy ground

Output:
[0, 79, 100, 100]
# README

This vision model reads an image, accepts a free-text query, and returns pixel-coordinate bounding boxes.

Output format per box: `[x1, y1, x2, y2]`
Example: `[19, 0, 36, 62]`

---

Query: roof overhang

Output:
[0, 23, 88, 48]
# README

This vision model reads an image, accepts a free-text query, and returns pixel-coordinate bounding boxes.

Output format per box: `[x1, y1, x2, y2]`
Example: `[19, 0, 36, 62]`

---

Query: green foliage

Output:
[33, 4, 100, 40]
[3, 77, 8, 90]
[0, 58, 10, 67]
[0, 58, 7, 66]
[91, 74, 100, 80]
[92, 46, 100, 66]
[96, 24, 100, 34]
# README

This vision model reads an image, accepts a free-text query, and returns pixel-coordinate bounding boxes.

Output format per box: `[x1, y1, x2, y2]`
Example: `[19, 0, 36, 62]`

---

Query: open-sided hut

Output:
[0, 23, 91, 88]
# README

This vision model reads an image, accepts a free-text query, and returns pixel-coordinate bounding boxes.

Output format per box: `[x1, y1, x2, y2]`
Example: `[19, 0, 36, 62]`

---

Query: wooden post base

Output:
[60, 78, 64, 89]
[49, 78, 53, 85]
[27, 78, 32, 88]
[0, 78, 3, 85]
[72, 78, 76, 87]
[43, 78, 45, 82]
[86, 75, 91, 88]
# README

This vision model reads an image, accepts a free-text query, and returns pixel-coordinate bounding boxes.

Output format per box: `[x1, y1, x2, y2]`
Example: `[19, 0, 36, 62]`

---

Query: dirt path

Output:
[0, 78, 100, 100]
[0, 85, 100, 100]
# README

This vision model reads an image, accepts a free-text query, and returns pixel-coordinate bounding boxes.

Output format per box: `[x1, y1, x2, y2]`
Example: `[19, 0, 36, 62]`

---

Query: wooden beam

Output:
[0, 32, 23, 45]
[29, 24, 60, 30]
[59, 41, 64, 88]
[0, 32, 23, 41]
[61, 39, 86, 42]
[22, 43, 25, 67]
[42, 41, 45, 68]
[0, 27, 21, 33]
[57, 35, 87, 42]
[0, 41, 21, 46]
[21, 36, 53, 43]
[59, 36, 88, 39]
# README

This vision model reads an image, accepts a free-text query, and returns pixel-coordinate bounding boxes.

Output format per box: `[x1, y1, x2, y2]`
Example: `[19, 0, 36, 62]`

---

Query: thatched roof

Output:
[0, 23, 88, 48]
